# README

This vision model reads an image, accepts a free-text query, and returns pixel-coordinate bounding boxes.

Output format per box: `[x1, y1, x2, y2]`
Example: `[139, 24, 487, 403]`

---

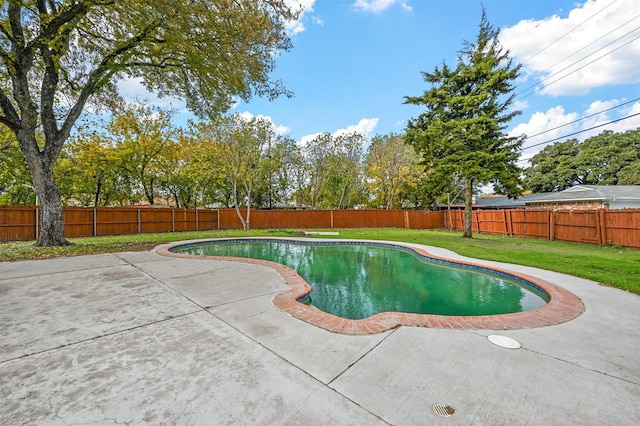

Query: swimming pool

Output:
[170, 239, 549, 319]
[159, 238, 584, 334]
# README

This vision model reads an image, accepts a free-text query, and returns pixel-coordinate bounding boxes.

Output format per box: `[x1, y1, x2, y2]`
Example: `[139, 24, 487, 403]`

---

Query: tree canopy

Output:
[0, 0, 299, 245]
[524, 128, 640, 192]
[404, 9, 523, 237]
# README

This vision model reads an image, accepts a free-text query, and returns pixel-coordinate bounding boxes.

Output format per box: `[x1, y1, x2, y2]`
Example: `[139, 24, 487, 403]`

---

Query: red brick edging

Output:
[157, 238, 585, 335]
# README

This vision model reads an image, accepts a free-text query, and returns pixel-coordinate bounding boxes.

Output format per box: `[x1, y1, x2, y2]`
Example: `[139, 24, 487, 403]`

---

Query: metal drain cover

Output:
[488, 334, 521, 349]
[432, 403, 455, 417]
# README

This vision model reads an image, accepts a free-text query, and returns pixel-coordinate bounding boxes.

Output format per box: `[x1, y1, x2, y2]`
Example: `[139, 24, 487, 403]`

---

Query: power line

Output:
[527, 13, 640, 77]
[518, 32, 640, 100]
[523, 0, 618, 63]
[516, 22, 640, 98]
[524, 97, 640, 139]
[518, 112, 640, 155]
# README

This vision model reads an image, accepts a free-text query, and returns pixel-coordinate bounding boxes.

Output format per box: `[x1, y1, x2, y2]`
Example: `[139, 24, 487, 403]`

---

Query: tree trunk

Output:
[30, 157, 71, 246]
[463, 178, 474, 238]
[231, 179, 248, 230]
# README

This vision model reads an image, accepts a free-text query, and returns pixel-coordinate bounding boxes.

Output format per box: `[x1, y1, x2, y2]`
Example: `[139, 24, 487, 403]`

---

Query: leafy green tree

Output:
[59, 133, 120, 206]
[575, 130, 640, 185]
[364, 133, 420, 209]
[160, 133, 202, 209]
[301, 132, 367, 209]
[209, 114, 275, 230]
[253, 135, 302, 209]
[109, 104, 175, 205]
[0, 126, 33, 205]
[302, 133, 335, 209]
[524, 129, 640, 191]
[0, 0, 298, 246]
[524, 139, 583, 192]
[324, 133, 367, 209]
[405, 10, 523, 237]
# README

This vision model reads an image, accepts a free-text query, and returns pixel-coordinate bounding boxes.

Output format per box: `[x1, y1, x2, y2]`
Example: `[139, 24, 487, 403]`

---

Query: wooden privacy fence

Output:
[2, 205, 638, 249]
[0, 206, 218, 242]
[217, 209, 444, 230]
[445, 208, 640, 248]
[0, 206, 444, 242]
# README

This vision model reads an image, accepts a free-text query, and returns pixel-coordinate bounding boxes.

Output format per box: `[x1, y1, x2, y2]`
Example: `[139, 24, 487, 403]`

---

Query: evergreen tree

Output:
[404, 9, 523, 238]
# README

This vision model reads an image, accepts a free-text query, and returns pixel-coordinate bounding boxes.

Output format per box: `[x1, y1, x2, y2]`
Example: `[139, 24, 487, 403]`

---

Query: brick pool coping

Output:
[157, 238, 585, 335]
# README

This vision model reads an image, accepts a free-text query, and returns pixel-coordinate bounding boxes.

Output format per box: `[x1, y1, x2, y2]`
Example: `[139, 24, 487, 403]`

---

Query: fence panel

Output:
[407, 210, 444, 229]
[553, 210, 599, 245]
[95, 208, 138, 236]
[171, 209, 194, 232]
[476, 210, 509, 235]
[332, 210, 405, 228]
[603, 209, 640, 248]
[0, 206, 38, 242]
[63, 207, 95, 238]
[139, 208, 173, 234]
[195, 209, 218, 231]
[249, 210, 333, 229]
[444, 210, 464, 231]
[509, 210, 549, 239]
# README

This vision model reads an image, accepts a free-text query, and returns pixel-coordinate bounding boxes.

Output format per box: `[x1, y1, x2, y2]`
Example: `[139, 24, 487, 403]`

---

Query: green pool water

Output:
[172, 239, 549, 320]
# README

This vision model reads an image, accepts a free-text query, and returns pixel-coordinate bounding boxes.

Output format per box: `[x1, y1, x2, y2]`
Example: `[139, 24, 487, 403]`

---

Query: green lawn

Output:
[1, 228, 638, 295]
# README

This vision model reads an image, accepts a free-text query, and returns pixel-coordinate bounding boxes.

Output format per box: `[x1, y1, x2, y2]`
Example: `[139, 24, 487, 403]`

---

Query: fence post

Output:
[172, 209, 175, 232]
[217, 209, 220, 230]
[549, 210, 555, 241]
[330, 210, 334, 229]
[137, 209, 141, 234]
[93, 208, 97, 237]
[404, 210, 410, 229]
[35, 206, 39, 240]
[506, 210, 513, 236]
[196, 209, 199, 231]
[502, 210, 508, 235]
[599, 209, 607, 245]
[474, 210, 481, 234]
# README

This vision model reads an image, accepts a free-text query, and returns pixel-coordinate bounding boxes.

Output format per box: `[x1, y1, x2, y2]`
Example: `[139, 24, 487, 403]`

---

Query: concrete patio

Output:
[1, 241, 638, 425]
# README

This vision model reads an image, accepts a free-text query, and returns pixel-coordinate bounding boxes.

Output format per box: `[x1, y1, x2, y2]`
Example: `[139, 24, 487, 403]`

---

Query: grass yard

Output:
[0, 228, 638, 295]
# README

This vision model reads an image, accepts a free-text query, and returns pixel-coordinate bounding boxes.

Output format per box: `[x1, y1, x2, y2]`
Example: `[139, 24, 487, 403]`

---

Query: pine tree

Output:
[405, 9, 523, 238]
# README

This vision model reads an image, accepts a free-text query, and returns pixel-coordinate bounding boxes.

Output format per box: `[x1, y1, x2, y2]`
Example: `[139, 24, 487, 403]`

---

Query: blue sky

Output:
[123, 0, 640, 165]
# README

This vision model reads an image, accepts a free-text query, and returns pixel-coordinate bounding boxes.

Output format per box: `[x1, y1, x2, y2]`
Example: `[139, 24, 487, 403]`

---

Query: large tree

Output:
[0, 0, 298, 246]
[204, 114, 275, 230]
[523, 139, 582, 192]
[524, 129, 640, 192]
[364, 133, 420, 209]
[404, 10, 523, 238]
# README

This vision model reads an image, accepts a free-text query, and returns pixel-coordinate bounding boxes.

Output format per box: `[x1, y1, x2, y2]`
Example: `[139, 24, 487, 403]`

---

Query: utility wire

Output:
[518, 33, 640, 100]
[518, 112, 640, 154]
[523, 0, 617, 63]
[524, 96, 640, 139]
[516, 23, 640, 98]
[531, 13, 640, 75]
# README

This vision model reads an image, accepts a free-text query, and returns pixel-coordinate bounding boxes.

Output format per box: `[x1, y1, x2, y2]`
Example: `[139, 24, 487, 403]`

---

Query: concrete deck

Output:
[1, 240, 638, 425]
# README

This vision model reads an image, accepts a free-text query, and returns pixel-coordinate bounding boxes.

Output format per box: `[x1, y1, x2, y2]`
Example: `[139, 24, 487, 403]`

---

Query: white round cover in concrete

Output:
[488, 335, 521, 349]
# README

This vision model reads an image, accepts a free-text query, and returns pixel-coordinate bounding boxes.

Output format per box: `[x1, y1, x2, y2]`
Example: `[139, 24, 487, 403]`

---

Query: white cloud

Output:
[285, 0, 318, 35]
[299, 132, 323, 147]
[500, 0, 640, 96]
[298, 117, 380, 146]
[117, 77, 186, 110]
[332, 117, 379, 138]
[510, 106, 579, 159]
[352, 0, 412, 14]
[238, 111, 290, 135]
